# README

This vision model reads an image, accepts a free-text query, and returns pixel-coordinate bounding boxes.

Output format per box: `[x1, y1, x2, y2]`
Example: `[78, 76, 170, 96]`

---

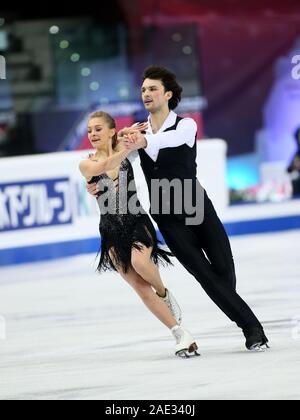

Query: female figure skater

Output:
[79, 111, 200, 358]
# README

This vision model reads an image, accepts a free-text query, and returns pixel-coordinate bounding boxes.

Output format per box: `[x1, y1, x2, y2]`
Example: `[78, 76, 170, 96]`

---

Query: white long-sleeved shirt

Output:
[144, 110, 198, 162]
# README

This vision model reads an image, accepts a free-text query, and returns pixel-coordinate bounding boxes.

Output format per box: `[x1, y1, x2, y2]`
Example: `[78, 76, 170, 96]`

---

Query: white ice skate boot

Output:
[171, 325, 200, 358]
[159, 289, 182, 325]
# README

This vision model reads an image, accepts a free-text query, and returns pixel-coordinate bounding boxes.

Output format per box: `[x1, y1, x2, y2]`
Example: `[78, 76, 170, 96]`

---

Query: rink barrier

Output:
[225, 214, 300, 236]
[1, 217, 300, 266]
[1, 149, 300, 267]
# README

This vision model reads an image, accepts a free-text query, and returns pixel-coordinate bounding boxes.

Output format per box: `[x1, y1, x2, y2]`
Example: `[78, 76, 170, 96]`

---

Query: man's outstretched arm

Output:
[124, 118, 197, 162]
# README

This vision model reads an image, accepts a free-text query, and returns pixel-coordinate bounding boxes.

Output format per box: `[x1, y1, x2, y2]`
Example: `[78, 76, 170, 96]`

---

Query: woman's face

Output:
[88, 117, 115, 149]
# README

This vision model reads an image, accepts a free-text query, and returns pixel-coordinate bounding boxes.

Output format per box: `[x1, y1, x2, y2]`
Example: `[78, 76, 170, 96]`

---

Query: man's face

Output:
[141, 78, 172, 113]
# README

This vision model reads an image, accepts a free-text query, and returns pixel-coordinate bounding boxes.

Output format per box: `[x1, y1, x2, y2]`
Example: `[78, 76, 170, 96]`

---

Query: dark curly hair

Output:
[142, 66, 183, 110]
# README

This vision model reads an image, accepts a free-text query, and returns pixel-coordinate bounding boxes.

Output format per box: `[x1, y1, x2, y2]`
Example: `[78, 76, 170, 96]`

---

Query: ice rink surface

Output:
[0, 230, 300, 400]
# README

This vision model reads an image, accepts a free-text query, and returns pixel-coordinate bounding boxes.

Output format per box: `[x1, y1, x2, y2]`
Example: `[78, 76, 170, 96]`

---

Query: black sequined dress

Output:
[89, 159, 172, 273]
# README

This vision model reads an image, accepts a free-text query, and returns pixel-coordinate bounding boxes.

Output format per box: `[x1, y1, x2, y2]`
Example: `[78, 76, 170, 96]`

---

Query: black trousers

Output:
[155, 190, 262, 331]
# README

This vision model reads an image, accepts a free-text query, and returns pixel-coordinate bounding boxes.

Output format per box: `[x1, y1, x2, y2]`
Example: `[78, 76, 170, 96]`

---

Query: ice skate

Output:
[159, 289, 182, 325]
[171, 325, 200, 358]
[244, 327, 270, 352]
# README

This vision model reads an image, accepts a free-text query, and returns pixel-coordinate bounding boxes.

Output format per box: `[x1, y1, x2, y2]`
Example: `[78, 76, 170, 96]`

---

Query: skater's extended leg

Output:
[109, 249, 177, 329]
[109, 248, 199, 356]
[131, 244, 182, 324]
[196, 191, 237, 290]
[131, 244, 166, 297]
[159, 221, 262, 332]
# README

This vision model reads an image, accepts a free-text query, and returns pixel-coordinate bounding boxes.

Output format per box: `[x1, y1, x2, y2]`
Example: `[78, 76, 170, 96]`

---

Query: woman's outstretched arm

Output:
[79, 146, 130, 179]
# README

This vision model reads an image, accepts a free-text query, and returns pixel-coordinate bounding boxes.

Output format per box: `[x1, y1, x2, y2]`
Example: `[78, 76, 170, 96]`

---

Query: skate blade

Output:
[249, 343, 270, 352]
[176, 343, 201, 359]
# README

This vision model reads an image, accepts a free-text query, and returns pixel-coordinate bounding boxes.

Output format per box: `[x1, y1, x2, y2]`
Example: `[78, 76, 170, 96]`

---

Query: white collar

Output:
[147, 110, 178, 134]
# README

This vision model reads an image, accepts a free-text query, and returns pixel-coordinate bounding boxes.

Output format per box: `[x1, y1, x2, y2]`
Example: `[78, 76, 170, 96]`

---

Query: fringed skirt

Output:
[98, 213, 173, 274]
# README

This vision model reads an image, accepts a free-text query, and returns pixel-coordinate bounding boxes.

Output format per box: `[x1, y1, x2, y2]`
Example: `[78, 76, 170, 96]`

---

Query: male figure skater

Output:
[88, 66, 269, 351]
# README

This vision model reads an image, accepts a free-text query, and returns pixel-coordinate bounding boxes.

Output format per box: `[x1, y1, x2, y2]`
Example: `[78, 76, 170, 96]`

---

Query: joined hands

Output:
[119, 122, 148, 151]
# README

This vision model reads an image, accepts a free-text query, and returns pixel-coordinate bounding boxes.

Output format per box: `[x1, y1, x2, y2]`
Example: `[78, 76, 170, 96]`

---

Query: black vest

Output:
[138, 116, 199, 223]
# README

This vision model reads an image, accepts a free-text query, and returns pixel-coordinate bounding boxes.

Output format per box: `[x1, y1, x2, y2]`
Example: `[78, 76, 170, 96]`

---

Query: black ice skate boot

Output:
[244, 327, 270, 352]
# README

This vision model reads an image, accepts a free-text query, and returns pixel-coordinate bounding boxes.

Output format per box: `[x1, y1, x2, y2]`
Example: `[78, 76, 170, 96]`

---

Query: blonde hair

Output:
[89, 111, 118, 150]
